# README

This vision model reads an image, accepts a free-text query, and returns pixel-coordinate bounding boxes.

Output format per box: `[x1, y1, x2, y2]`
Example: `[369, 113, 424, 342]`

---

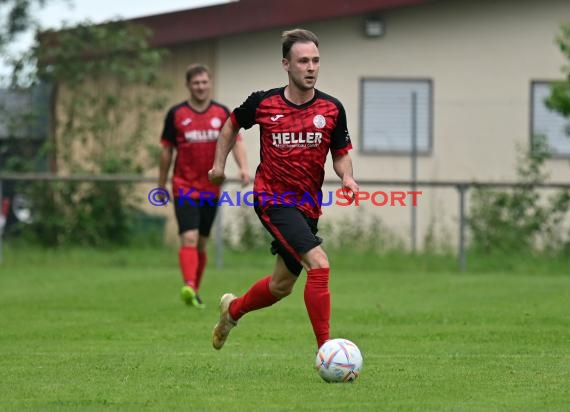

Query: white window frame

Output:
[360, 78, 433, 155]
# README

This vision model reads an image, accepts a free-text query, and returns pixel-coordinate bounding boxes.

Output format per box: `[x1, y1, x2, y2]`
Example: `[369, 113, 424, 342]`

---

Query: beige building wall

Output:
[210, 0, 570, 249]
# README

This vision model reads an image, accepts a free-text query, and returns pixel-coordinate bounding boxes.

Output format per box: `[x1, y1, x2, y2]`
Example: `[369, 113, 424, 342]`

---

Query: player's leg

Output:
[262, 207, 331, 349]
[179, 230, 203, 307]
[195, 201, 218, 293]
[212, 206, 302, 350]
[196, 235, 209, 292]
[268, 255, 298, 298]
[212, 255, 297, 350]
[230, 205, 311, 319]
[174, 197, 201, 307]
[212, 205, 318, 350]
[179, 230, 199, 291]
[300, 245, 330, 349]
[229, 254, 298, 321]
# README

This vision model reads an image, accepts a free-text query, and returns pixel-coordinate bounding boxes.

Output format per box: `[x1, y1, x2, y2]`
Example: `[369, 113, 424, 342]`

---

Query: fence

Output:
[1, 172, 569, 270]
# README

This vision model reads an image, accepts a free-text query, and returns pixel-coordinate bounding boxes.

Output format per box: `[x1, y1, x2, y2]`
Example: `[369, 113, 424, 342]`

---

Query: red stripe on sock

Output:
[229, 275, 279, 321]
[304, 268, 330, 348]
[179, 246, 198, 288]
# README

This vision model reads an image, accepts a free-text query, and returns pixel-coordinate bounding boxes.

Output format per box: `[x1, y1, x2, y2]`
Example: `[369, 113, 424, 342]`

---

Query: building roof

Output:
[131, 0, 435, 47]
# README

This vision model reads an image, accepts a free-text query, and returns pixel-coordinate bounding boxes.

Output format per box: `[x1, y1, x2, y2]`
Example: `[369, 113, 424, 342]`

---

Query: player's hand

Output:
[239, 168, 251, 187]
[208, 167, 226, 186]
[341, 177, 359, 204]
[155, 185, 169, 202]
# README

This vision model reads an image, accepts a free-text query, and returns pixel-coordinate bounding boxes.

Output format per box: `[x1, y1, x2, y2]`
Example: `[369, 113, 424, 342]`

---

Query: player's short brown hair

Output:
[185, 63, 211, 82]
[281, 29, 319, 59]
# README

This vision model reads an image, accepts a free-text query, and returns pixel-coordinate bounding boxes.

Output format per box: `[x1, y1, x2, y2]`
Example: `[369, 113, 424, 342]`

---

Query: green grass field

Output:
[1, 247, 569, 411]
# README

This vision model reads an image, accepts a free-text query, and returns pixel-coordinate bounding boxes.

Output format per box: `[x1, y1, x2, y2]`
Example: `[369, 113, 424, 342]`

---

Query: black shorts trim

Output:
[255, 205, 322, 276]
[174, 197, 218, 236]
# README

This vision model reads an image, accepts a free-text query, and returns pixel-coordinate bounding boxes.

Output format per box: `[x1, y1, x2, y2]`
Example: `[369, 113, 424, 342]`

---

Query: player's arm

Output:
[333, 153, 359, 195]
[209, 119, 241, 185]
[158, 108, 176, 191]
[158, 145, 173, 189]
[330, 101, 358, 195]
[231, 138, 250, 186]
[211, 92, 261, 185]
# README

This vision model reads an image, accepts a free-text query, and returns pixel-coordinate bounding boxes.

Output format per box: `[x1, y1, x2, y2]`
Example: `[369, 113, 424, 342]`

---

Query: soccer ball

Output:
[315, 338, 363, 383]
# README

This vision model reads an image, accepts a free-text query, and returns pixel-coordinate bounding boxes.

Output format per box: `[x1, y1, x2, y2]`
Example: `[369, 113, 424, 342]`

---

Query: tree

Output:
[16, 20, 168, 246]
[546, 23, 570, 117]
[468, 137, 570, 256]
[0, 0, 57, 82]
[0, 0, 50, 50]
[1, 0, 53, 144]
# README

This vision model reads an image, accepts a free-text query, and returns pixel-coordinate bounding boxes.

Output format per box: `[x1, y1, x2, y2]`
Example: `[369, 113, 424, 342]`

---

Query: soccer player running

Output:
[159, 63, 250, 309]
[208, 29, 359, 350]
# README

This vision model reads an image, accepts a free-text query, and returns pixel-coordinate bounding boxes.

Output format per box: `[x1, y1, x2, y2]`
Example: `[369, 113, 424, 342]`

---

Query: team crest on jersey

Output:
[313, 115, 326, 129]
[210, 117, 222, 128]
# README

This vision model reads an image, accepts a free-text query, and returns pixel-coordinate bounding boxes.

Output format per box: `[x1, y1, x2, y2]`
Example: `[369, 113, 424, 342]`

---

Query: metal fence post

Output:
[410, 91, 418, 253]
[457, 184, 469, 272]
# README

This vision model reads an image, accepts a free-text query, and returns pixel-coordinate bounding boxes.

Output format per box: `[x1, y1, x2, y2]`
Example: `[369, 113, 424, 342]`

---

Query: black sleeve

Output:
[330, 102, 351, 151]
[232, 91, 263, 130]
[161, 107, 177, 146]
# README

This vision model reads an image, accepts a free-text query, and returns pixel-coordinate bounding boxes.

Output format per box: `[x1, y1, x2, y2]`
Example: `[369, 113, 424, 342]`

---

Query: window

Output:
[360, 78, 432, 154]
[0, 82, 51, 140]
[531, 81, 570, 157]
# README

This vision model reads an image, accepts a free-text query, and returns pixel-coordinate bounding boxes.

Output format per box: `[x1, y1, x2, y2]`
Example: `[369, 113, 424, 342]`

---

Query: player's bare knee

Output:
[181, 238, 198, 247]
[269, 278, 294, 298]
[303, 247, 329, 270]
[309, 257, 329, 270]
[180, 231, 198, 247]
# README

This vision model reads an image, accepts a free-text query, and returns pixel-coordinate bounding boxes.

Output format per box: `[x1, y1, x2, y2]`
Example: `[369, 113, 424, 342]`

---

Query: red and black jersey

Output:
[161, 100, 238, 198]
[230, 87, 352, 218]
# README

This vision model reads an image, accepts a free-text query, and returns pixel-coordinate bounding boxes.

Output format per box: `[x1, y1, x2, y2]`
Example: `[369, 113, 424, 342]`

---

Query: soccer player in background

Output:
[159, 63, 250, 308]
[208, 29, 359, 349]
